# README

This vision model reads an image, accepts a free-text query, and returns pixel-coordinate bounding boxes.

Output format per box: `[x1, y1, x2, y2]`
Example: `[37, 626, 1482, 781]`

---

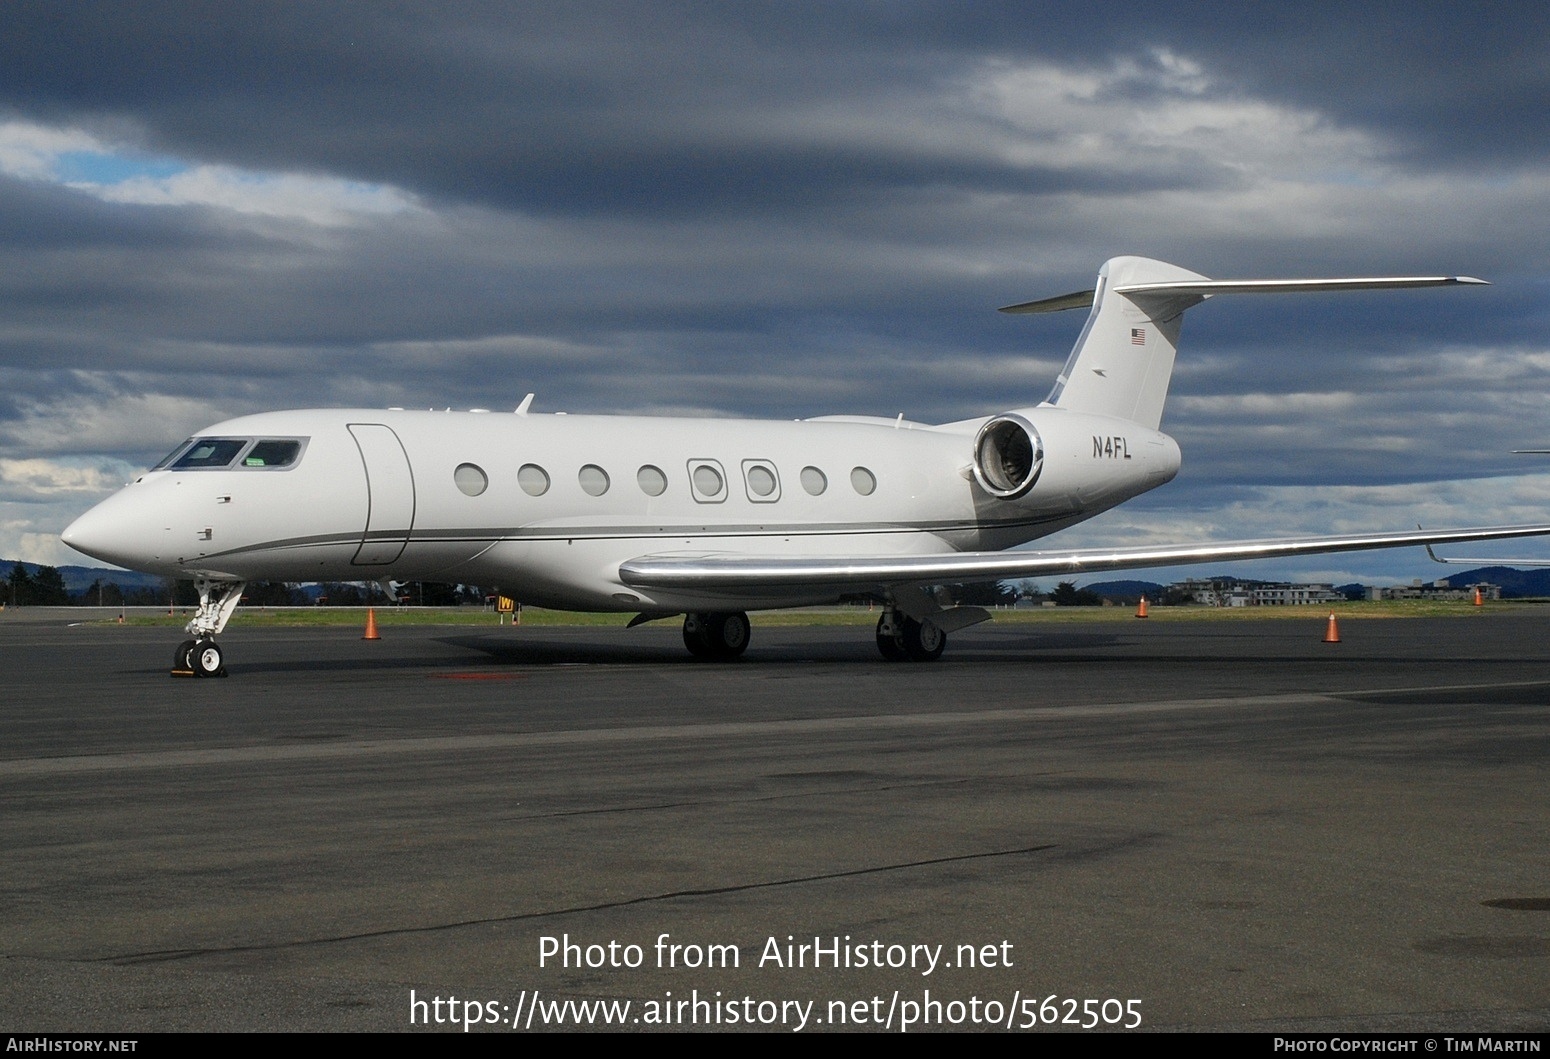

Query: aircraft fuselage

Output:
[63, 406, 1181, 612]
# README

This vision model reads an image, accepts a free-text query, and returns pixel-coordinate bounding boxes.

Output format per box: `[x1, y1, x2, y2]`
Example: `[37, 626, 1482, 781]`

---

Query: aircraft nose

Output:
[61, 501, 121, 564]
[61, 487, 166, 571]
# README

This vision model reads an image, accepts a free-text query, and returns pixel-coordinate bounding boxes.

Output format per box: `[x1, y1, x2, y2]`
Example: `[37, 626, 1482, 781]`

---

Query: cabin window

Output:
[518, 464, 550, 496]
[637, 465, 668, 496]
[688, 460, 726, 503]
[850, 467, 877, 496]
[242, 439, 304, 468]
[170, 438, 248, 469]
[454, 463, 488, 496]
[579, 464, 610, 496]
[800, 466, 827, 495]
[742, 460, 779, 502]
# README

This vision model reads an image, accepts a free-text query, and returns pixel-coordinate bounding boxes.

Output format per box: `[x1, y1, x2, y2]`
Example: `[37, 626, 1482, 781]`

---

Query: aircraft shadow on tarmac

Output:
[433, 628, 1131, 666]
[140, 628, 1136, 675]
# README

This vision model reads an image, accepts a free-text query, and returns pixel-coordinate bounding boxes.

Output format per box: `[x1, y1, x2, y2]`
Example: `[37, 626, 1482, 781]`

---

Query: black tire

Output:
[875, 614, 906, 661]
[705, 612, 750, 658]
[192, 640, 223, 678]
[900, 616, 946, 662]
[175, 639, 197, 671]
[683, 614, 712, 658]
[684, 612, 750, 660]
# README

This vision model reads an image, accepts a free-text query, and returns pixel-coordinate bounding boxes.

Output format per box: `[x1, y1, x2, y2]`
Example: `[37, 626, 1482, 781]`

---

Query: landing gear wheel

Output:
[875, 614, 906, 661]
[900, 616, 946, 662]
[706, 612, 750, 658]
[174, 639, 197, 672]
[683, 612, 751, 660]
[683, 614, 712, 658]
[191, 640, 225, 678]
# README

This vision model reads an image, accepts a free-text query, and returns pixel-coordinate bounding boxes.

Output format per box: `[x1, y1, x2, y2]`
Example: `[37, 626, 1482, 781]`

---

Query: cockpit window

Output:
[151, 439, 196, 471]
[170, 438, 249, 469]
[242, 440, 302, 468]
[159, 436, 309, 471]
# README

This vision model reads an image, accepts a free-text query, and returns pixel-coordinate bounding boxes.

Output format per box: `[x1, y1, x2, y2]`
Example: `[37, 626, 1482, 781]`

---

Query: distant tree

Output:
[950, 580, 1018, 607]
[8, 564, 32, 606]
[320, 582, 367, 606]
[118, 583, 163, 606]
[242, 581, 301, 606]
[32, 566, 69, 605]
[408, 581, 463, 606]
[1051, 580, 1103, 606]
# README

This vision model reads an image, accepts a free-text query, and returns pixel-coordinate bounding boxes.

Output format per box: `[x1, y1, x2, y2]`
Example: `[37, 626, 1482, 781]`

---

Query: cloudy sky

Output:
[4, 2, 1550, 585]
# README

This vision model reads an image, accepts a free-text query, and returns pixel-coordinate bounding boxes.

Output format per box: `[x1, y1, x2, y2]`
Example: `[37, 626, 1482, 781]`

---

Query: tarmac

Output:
[1, 609, 1548, 1032]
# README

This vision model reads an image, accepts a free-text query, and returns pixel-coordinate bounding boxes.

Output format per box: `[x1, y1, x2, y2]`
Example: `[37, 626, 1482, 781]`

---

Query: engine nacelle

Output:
[971, 414, 1043, 499]
[965, 407, 1181, 526]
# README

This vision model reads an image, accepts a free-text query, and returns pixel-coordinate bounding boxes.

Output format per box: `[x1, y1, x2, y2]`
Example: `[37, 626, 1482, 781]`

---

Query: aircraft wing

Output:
[619, 524, 1550, 592]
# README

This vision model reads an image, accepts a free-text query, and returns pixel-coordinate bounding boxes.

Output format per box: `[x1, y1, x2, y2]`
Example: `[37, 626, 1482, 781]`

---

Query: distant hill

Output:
[1084, 580, 1166, 603]
[1424, 566, 1550, 598]
[0, 560, 167, 596]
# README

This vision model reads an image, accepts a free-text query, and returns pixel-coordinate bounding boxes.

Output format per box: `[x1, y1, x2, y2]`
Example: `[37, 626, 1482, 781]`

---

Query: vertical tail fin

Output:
[1001, 256, 1207, 430]
[1000, 256, 1485, 431]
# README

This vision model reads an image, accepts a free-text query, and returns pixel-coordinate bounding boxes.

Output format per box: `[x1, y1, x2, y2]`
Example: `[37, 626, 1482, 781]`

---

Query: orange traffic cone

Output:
[363, 608, 381, 641]
[1473, 586, 1484, 607]
[1135, 595, 1149, 618]
[1323, 612, 1341, 643]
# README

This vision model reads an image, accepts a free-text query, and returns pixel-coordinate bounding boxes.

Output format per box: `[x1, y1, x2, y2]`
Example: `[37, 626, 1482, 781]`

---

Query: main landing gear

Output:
[682, 611, 751, 661]
[875, 607, 946, 662]
[171, 577, 245, 678]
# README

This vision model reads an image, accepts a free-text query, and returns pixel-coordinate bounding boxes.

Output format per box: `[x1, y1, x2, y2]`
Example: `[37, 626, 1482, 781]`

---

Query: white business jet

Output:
[60, 256, 1550, 675]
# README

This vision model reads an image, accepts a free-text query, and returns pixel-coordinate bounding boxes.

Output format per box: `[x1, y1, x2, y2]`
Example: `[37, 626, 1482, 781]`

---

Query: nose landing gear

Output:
[170, 578, 243, 678]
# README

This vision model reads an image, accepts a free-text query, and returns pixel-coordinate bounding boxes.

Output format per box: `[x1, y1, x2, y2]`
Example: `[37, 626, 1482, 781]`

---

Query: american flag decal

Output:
[1130, 328, 1146, 345]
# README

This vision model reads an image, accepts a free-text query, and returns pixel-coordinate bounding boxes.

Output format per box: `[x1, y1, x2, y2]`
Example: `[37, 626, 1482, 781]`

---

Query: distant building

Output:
[1367, 579, 1501, 601]
[1171, 577, 1341, 607]
[1172, 577, 1252, 607]
[1249, 583, 1343, 606]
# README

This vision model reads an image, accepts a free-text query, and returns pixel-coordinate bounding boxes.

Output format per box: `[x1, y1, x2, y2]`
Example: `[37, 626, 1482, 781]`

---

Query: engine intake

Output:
[972, 414, 1042, 499]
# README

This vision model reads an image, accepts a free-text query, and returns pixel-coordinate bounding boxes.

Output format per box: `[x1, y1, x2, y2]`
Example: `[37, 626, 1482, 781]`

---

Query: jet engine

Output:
[972, 414, 1042, 499]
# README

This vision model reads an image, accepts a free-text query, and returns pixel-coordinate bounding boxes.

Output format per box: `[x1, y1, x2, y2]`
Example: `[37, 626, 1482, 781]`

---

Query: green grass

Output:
[65, 598, 1550, 629]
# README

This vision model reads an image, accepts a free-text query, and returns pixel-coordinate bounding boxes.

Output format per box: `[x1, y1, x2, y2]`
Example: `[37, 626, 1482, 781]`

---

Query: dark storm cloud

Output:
[1170, 3, 1550, 171]
[7, 2, 1544, 218]
[0, 176, 209, 250]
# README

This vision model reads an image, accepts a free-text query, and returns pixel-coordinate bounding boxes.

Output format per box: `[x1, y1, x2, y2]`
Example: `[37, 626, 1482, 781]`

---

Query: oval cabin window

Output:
[454, 463, 488, 497]
[579, 464, 610, 496]
[518, 464, 550, 496]
[637, 465, 668, 496]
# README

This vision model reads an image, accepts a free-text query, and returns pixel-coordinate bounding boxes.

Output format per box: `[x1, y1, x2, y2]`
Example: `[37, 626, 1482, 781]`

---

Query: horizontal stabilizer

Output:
[999, 289, 1097, 314]
[999, 275, 1486, 314]
[621, 524, 1550, 592]
[1002, 257, 1488, 432]
[1114, 275, 1487, 297]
